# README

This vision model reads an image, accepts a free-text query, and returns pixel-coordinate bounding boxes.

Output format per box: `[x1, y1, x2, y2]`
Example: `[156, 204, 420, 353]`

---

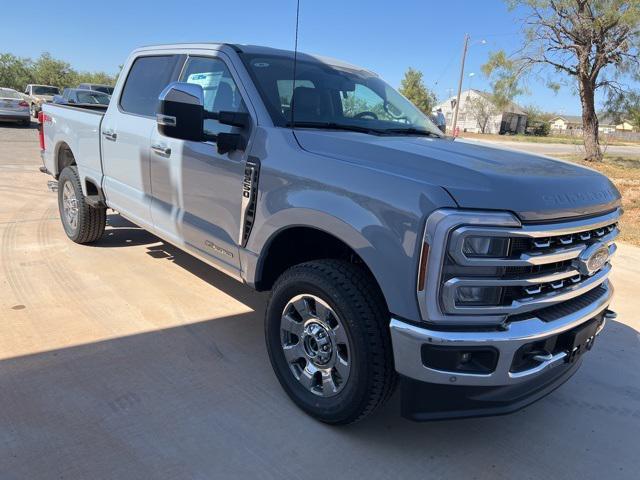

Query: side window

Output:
[120, 55, 180, 117]
[179, 56, 247, 136]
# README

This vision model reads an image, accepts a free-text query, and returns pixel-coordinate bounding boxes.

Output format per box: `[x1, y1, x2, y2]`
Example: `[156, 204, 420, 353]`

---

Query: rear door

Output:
[149, 53, 253, 274]
[101, 54, 184, 228]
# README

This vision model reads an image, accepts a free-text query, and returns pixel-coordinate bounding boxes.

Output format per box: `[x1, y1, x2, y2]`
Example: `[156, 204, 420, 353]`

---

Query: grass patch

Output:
[556, 155, 640, 246]
[460, 132, 639, 146]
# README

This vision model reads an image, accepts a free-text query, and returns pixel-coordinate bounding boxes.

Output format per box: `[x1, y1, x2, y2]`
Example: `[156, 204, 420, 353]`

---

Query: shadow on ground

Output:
[1, 314, 638, 479]
[2, 214, 638, 479]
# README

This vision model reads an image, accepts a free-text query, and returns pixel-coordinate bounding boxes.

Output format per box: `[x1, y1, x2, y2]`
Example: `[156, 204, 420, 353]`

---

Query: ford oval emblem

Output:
[574, 242, 610, 276]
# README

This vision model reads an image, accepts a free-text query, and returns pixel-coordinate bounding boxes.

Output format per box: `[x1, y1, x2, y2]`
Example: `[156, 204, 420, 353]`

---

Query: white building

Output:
[434, 89, 528, 134]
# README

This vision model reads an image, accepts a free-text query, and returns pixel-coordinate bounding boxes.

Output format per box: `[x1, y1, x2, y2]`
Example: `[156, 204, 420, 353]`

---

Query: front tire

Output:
[57, 166, 106, 244]
[265, 259, 396, 424]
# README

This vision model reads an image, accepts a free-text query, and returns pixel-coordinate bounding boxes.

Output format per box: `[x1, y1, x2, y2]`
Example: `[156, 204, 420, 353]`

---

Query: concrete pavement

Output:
[1, 122, 639, 479]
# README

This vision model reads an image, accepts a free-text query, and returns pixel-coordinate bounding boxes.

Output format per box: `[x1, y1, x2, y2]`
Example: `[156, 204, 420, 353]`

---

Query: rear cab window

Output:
[119, 55, 183, 117]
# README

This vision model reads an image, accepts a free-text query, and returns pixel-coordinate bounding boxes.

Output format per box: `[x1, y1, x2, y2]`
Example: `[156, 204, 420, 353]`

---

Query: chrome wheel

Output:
[280, 294, 351, 397]
[62, 181, 78, 230]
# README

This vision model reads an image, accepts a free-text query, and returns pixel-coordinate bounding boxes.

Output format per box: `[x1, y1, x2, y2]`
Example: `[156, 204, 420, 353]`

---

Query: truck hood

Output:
[294, 130, 621, 221]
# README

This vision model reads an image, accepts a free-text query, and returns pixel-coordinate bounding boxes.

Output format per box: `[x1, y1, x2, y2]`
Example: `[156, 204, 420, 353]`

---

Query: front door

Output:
[149, 54, 252, 274]
[101, 54, 183, 228]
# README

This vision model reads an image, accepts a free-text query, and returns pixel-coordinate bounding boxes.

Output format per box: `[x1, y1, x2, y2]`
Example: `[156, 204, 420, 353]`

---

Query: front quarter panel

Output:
[244, 127, 457, 321]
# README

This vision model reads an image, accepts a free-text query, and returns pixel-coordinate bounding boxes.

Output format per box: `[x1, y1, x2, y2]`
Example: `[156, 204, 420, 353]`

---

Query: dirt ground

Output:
[1, 121, 639, 480]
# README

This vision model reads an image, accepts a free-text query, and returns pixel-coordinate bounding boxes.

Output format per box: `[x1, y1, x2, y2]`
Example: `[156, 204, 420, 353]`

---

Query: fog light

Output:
[455, 286, 502, 306]
[421, 345, 499, 373]
[463, 236, 509, 257]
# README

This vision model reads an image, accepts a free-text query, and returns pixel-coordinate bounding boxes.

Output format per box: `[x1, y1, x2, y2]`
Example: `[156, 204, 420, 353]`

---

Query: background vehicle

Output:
[41, 43, 621, 424]
[25, 84, 60, 117]
[54, 88, 111, 105]
[77, 83, 114, 95]
[0, 87, 30, 126]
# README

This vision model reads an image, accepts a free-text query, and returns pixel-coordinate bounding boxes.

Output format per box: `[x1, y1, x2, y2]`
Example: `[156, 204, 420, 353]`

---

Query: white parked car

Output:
[24, 84, 60, 118]
[0, 88, 30, 127]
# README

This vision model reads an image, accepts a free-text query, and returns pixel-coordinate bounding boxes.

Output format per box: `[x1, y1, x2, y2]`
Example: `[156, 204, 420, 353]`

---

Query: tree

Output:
[483, 0, 640, 161]
[0, 53, 33, 91]
[399, 68, 437, 115]
[523, 104, 552, 135]
[0, 51, 118, 92]
[31, 53, 76, 89]
[466, 95, 498, 133]
[605, 90, 640, 129]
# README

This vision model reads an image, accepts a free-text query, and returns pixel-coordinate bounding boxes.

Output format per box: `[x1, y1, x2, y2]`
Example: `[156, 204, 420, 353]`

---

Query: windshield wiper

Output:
[382, 127, 442, 138]
[287, 121, 383, 135]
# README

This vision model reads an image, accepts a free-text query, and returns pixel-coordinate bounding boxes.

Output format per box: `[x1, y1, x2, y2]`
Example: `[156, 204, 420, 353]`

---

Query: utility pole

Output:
[452, 34, 470, 136]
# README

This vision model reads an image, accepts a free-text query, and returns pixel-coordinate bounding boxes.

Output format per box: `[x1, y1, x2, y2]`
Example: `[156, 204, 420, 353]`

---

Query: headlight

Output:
[462, 236, 509, 257]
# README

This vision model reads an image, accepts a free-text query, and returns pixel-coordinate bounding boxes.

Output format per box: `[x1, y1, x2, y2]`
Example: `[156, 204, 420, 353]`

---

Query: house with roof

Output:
[548, 115, 635, 134]
[434, 89, 528, 135]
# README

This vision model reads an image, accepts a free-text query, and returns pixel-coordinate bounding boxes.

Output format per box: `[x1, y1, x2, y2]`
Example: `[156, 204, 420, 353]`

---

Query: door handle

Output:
[151, 143, 171, 157]
[102, 130, 117, 141]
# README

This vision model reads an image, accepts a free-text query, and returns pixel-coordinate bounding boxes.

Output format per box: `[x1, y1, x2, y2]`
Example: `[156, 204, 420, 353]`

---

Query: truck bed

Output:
[42, 103, 106, 187]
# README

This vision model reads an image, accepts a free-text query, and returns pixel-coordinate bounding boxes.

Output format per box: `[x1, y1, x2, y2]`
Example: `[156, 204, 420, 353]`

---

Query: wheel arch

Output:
[54, 141, 76, 178]
[246, 207, 418, 319]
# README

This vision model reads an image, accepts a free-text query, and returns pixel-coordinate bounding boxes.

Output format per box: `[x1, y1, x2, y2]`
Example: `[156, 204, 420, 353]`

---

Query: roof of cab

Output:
[133, 42, 375, 75]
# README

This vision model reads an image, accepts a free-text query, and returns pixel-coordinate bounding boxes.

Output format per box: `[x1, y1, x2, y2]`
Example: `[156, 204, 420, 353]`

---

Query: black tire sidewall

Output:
[266, 265, 381, 423]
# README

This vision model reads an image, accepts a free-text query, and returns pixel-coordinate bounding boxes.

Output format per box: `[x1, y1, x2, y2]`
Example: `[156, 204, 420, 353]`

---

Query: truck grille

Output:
[439, 209, 620, 320]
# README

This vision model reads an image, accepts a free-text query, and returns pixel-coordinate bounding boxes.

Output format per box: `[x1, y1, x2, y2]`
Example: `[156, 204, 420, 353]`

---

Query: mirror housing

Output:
[216, 132, 244, 155]
[211, 110, 251, 129]
[157, 81, 205, 142]
[157, 82, 247, 154]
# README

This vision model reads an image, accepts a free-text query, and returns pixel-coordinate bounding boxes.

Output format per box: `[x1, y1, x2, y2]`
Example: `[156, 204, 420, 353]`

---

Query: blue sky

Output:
[0, 0, 622, 115]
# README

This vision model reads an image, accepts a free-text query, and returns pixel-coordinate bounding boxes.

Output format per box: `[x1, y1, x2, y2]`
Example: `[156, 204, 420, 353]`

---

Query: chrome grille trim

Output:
[417, 207, 622, 326]
[442, 263, 611, 315]
[449, 226, 619, 267]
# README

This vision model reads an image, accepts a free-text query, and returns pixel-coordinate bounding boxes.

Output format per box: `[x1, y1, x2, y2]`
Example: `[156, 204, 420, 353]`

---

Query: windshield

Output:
[90, 85, 114, 94]
[76, 91, 110, 105]
[0, 89, 21, 99]
[240, 53, 442, 136]
[32, 86, 60, 95]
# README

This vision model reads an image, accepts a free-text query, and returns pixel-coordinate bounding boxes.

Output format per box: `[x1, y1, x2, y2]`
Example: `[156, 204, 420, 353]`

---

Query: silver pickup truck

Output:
[41, 43, 621, 424]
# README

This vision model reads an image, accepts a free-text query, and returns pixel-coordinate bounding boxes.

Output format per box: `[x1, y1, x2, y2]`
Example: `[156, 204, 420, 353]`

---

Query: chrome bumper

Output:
[390, 281, 614, 386]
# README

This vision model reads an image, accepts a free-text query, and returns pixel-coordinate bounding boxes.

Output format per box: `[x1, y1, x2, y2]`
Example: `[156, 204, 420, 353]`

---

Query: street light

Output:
[451, 36, 486, 136]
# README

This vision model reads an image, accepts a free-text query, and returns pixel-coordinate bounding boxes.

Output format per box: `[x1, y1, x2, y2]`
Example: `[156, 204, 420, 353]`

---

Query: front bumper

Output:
[390, 281, 614, 419]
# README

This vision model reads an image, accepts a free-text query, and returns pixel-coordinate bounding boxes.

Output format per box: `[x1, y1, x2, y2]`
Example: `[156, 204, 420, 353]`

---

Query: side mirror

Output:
[157, 81, 205, 142]
[67, 98, 76, 104]
[157, 81, 246, 154]
[216, 133, 244, 155]
[212, 111, 251, 129]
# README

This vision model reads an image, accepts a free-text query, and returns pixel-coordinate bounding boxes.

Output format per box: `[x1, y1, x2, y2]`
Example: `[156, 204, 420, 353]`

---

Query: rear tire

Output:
[57, 166, 106, 244]
[265, 259, 396, 424]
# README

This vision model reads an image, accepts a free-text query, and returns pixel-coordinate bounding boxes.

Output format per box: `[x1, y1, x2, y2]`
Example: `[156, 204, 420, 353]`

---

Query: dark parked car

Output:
[77, 83, 114, 95]
[53, 88, 111, 106]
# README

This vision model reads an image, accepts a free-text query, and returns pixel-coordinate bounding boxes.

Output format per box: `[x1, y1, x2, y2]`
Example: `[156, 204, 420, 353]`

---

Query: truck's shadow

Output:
[9, 212, 636, 476]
